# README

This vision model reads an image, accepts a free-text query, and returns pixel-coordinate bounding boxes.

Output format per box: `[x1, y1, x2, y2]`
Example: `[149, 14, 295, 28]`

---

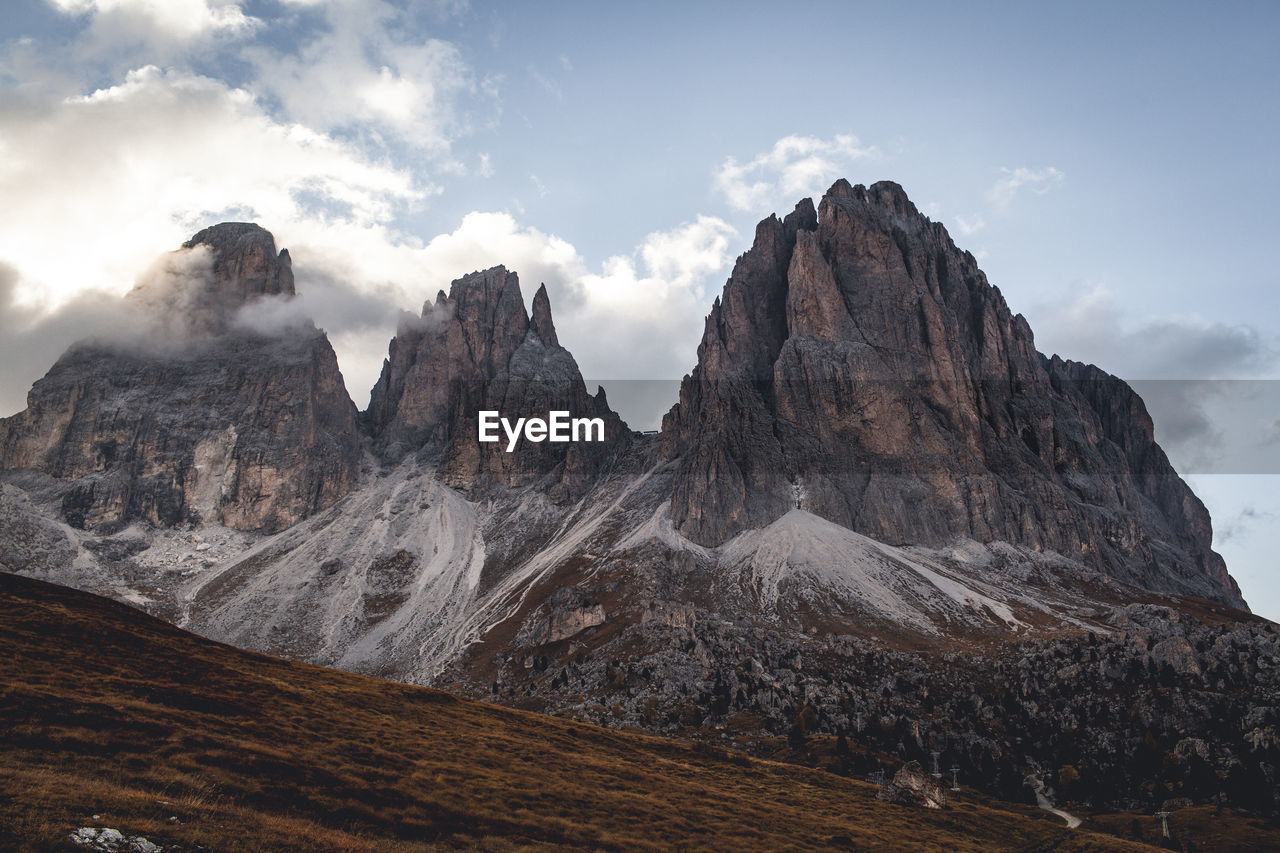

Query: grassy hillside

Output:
[0, 571, 1151, 852]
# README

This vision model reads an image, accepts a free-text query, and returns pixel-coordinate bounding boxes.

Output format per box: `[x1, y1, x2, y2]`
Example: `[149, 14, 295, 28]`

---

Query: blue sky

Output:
[1, 0, 1277, 617]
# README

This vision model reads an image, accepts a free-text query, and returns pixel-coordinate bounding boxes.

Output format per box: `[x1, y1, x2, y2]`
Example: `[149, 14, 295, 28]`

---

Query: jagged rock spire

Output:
[531, 283, 559, 347]
[364, 266, 627, 501]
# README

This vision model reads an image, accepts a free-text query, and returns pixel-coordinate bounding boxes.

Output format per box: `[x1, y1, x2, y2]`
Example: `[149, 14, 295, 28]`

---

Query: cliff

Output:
[660, 180, 1242, 608]
[0, 224, 359, 532]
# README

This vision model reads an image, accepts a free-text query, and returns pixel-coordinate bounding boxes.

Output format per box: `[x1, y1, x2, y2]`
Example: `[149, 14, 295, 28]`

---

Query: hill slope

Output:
[0, 571, 1148, 852]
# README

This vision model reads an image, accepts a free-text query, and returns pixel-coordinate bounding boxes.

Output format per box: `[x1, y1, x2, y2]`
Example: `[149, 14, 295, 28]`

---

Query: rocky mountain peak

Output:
[183, 222, 294, 290]
[127, 222, 296, 336]
[814, 180, 923, 241]
[662, 178, 1244, 609]
[531, 283, 559, 347]
[446, 266, 529, 375]
[183, 221, 295, 299]
[1, 224, 358, 533]
[365, 266, 628, 500]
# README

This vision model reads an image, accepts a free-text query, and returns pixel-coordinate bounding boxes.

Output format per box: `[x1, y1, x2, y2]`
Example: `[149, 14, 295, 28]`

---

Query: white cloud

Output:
[4, 2, 730, 422]
[47, 0, 258, 40]
[3, 2, 487, 413]
[0, 52, 734, 416]
[369, 213, 735, 389]
[227, 211, 736, 407]
[243, 0, 475, 154]
[0, 65, 426, 311]
[570, 217, 737, 381]
[527, 64, 565, 101]
[714, 134, 877, 212]
[637, 215, 738, 298]
[987, 166, 1065, 209]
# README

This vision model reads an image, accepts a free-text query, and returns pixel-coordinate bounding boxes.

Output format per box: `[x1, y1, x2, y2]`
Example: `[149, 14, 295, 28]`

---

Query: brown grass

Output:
[1083, 805, 1280, 852]
[0, 572, 1156, 852]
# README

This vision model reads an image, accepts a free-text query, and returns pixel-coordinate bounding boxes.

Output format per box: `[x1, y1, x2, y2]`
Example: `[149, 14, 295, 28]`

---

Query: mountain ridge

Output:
[2, 179, 1274, 823]
[0, 179, 1238, 608]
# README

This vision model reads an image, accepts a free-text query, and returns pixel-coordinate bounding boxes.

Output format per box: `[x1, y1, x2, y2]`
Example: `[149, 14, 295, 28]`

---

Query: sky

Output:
[1, 0, 1277, 618]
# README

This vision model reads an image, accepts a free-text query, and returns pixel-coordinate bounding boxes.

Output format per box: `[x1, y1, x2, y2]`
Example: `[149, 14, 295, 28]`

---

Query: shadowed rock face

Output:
[662, 179, 1243, 609]
[0, 224, 358, 533]
[365, 268, 629, 502]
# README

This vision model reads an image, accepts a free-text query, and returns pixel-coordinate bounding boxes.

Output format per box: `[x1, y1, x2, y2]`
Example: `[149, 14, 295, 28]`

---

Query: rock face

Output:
[520, 586, 608, 646]
[130, 222, 296, 335]
[185, 222, 295, 299]
[365, 268, 628, 501]
[662, 179, 1243, 608]
[0, 225, 359, 533]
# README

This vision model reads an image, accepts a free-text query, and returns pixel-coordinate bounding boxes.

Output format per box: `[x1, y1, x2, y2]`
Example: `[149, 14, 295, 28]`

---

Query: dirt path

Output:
[1031, 780, 1082, 829]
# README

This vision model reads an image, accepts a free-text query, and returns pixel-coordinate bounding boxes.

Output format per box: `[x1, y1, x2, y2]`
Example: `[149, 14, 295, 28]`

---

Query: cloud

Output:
[1033, 285, 1275, 381]
[261, 210, 736, 408]
[3, 3, 732, 423]
[571, 216, 737, 374]
[526, 64, 565, 101]
[1215, 505, 1276, 544]
[1, 3, 491, 412]
[987, 166, 1065, 209]
[714, 134, 877, 212]
[636, 216, 738, 299]
[48, 0, 259, 41]
[0, 260, 148, 417]
[1032, 284, 1280, 473]
[242, 0, 478, 155]
[125, 243, 219, 337]
[0, 65, 426, 312]
[405, 213, 737, 387]
[40, 0, 260, 76]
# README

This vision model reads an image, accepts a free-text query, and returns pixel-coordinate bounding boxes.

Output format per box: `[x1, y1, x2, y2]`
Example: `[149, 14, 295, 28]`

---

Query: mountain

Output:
[0, 571, 1161, 852]
[0, 223, 359, 533]
[661, 180, 1240, 609]
[1, 183, 1274, 829]
[365, 265, 629, 501]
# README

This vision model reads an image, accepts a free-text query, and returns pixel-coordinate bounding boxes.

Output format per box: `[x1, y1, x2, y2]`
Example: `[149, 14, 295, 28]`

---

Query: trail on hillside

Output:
[1031, 779, 1082, 829]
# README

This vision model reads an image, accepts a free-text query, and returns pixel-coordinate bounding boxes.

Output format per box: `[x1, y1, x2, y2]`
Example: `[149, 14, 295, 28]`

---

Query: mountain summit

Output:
[365, 265, 628, 500]
[0, 224, 358, 533]
[125, 222, 297, 336]
[661, 179, 1241, 609]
